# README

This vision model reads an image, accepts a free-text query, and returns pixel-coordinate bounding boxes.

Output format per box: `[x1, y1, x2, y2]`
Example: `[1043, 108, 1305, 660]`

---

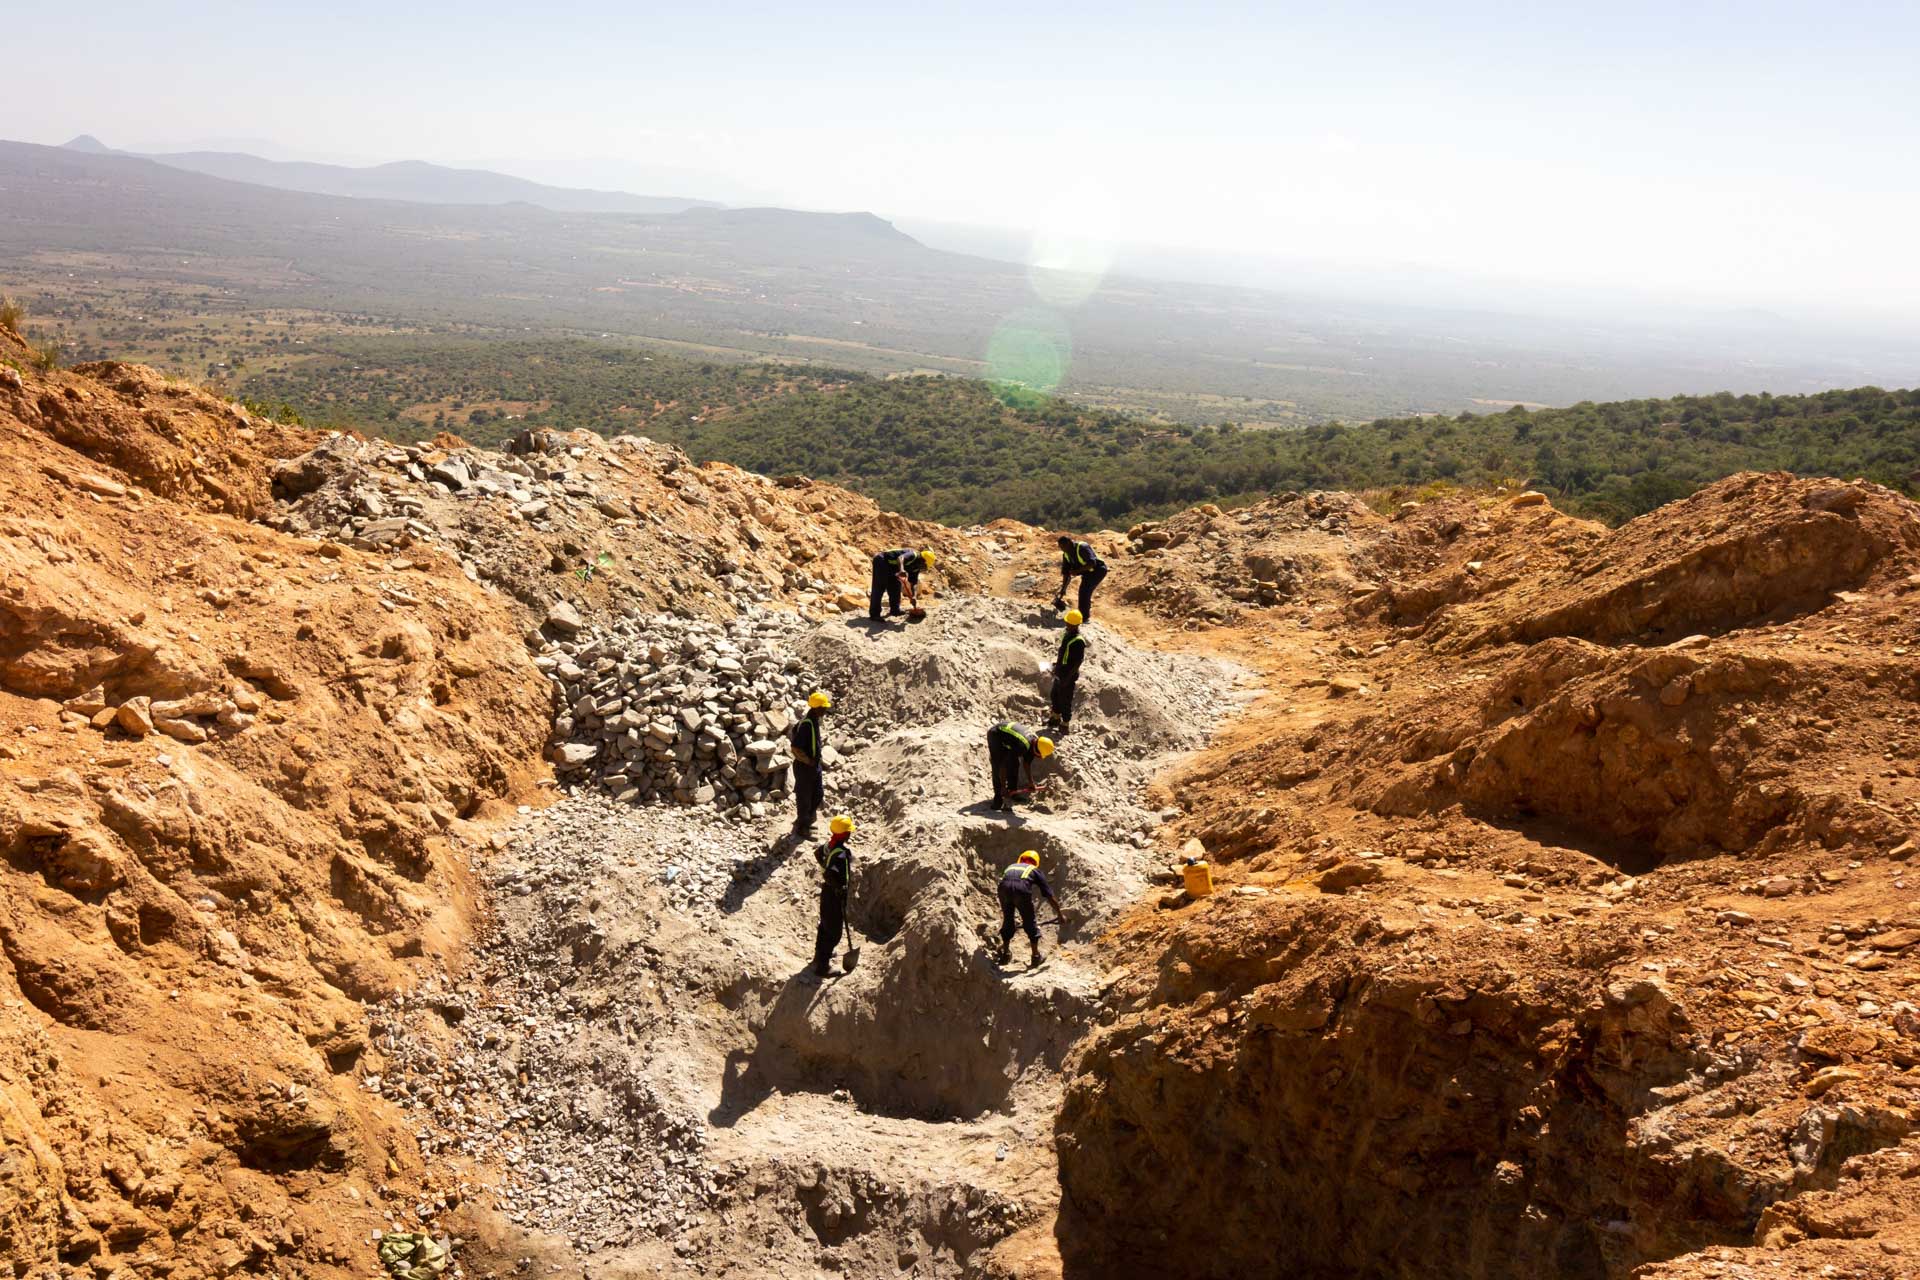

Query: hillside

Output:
[0, 326, 997, 1278]
[8, 325, 1920, 1280]
[237, 338, 1920, 529]
[62, 136, 719, 213]
[10, 136, 1916, 426]
[1043, 474, 1920, 1280]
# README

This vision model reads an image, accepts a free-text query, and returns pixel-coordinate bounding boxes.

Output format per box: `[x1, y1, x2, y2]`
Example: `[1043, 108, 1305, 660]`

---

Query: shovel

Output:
[840, 896, 860, 970]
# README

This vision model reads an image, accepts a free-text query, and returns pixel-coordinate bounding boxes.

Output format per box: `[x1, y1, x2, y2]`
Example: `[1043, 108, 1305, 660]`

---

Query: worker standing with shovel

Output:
[1053, 535, 1108, 621]
[787, 690, 832, 844]
[1046, 610, 1087, 733]
[869, 548, 935, 622]
[996, 850, 1060, 968]
[810, 816, 855, 979]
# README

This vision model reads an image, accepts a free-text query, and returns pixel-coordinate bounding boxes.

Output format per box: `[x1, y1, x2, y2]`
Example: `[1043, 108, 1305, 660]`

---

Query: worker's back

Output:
[1001, 862, 1045, 894]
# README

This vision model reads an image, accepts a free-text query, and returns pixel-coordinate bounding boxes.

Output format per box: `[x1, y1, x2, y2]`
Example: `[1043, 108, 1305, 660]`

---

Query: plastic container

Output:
[1182, 860, 1214, 898]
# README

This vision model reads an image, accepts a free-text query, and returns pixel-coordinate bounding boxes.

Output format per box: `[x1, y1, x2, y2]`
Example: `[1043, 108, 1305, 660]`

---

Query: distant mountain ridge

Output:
[60, 134, 721, 214]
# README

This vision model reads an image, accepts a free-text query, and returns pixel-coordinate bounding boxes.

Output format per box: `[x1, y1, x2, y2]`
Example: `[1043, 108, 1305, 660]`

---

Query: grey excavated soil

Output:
[372, 596, 1241, 1276]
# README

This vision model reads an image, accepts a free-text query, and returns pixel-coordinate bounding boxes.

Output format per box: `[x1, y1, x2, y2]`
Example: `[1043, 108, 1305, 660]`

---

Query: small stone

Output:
[430, 459, 471, 490]
[1314, 861, 1383, 893]
[1799, 1023, 1878, 1061]
[1804, 1065, 1862, 1098]
[154, 717, 208, 744]
[114, 697, 154, 737]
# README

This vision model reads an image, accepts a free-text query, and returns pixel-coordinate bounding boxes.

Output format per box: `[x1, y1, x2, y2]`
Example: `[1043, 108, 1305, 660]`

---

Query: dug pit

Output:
[371, 596, 1241, 1275]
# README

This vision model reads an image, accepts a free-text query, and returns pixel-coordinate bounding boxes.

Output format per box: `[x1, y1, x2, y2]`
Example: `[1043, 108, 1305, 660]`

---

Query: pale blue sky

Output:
[6, 1, 1918, 312]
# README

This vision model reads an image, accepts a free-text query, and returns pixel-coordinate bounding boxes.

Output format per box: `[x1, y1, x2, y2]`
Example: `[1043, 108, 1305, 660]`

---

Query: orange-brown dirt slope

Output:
[1055, 476, 1920, 1280]
[0, 331, 977, 1280]
[0, 331, 552, 1278]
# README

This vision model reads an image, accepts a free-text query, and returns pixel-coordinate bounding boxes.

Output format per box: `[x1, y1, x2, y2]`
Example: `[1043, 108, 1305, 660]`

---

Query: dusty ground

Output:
[0, 333, 990, 1280]
[9, 321, 1920, 1280]
[1047, 479, 1920, 1280]
[363, 597, 1241, 1280]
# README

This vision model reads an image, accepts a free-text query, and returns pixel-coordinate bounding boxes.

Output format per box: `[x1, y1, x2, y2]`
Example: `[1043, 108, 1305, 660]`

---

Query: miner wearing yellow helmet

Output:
[788, 689, 833, 843]
[1053, 535, 1107, 620]
[987, 720, 1055, 813]
[1047, 609, 1087, 732]
[810, 815, 856, 978]
[869, 548, 934, 622]
[995, 850, 1059, 967]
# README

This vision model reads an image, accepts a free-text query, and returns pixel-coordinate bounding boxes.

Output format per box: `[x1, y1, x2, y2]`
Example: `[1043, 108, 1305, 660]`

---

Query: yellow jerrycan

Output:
[1183, 860, 1214, 898]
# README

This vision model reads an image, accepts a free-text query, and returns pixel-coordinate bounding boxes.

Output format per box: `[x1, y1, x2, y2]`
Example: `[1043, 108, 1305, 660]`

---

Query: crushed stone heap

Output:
[261, 427, 996, 634]
[539, 608, 819, 813]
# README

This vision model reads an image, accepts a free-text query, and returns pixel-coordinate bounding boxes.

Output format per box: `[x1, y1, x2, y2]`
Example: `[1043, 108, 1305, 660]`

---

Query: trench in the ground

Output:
[421, 597, 1241, 1275]
[1055, 912, 1913, 1280]
[707, 820, 1108, 1125]
[698, 599, 1232, 1126]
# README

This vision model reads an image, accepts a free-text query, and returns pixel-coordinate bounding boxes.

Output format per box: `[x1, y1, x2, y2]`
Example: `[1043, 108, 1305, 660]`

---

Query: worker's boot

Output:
[1029, 941, 1044, 967]
[994, 941, 1011, 965]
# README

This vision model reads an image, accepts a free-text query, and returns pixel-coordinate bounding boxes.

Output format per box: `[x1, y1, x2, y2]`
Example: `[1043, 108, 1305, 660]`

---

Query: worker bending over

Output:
[997, 850, 1059, 967]
[1053, 535, 1108, 620]
[987, 720, 1054, 812]
[811, 815, 855, 978]
[869, 548, 935, 621]
[1048, 610, 1086, 732]
[788, 690, 832, 842]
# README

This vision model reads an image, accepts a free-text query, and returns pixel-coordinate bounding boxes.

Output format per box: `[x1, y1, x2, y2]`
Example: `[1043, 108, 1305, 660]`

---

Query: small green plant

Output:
[238, 396, 308, 426]
[30, 337, 63, 371]
[0, 296, 21, 334]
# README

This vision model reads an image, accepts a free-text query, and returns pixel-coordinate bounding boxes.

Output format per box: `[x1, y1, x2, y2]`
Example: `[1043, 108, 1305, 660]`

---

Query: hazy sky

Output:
[7, 0, 1918, 315]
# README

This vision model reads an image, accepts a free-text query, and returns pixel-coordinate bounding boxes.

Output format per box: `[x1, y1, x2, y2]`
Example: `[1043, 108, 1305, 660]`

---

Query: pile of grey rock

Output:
[538, 607, 820, 814]
[271, 432, 633, 546]
[369, 969, 717, 1251]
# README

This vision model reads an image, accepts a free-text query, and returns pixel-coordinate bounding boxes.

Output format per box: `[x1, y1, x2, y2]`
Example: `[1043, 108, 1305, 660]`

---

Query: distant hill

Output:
[10, 137, 1920, 426]
[60, 135, 720, 214]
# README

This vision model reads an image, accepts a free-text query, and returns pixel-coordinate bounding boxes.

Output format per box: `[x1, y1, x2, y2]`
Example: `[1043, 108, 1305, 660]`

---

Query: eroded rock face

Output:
[1056, 900, 1911, 1280]
[0, 332, 550, 1275]
[1062, 471, 1920, 1280]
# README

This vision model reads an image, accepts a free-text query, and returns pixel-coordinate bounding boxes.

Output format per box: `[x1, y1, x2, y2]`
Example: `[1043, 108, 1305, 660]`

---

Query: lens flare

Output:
[1027, 231, 1115, 308]
[985, 308, 1072, 397]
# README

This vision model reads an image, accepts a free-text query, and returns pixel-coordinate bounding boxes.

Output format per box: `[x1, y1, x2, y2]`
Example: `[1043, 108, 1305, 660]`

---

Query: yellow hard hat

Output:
[808, 690, 832, 710]
[1064, 609, 1084, 626]
[829, 815, 855, 836]
[1018, 850, 1041, 866]
[917, 549, 936, 568]
[1036, 736, 1055, 758]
